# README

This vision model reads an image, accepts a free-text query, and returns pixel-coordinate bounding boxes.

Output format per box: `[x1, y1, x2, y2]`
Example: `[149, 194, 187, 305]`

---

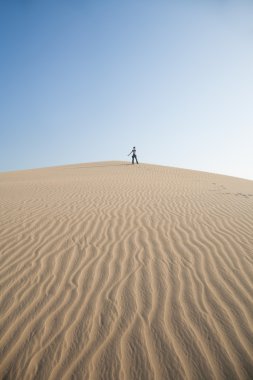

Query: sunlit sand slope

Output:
[0, 161, 253, 379]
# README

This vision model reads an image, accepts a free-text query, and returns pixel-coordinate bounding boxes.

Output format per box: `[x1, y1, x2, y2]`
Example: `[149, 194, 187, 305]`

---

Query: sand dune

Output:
[0, 161, 253, 380]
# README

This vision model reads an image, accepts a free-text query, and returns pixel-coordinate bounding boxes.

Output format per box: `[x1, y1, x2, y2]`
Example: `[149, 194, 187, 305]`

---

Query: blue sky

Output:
[1, 0, 253, 179]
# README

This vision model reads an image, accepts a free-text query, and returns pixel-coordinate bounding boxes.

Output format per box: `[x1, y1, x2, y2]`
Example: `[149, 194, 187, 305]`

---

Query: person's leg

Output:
[132, 155, 134, 164]
[136, 156, 139, 164]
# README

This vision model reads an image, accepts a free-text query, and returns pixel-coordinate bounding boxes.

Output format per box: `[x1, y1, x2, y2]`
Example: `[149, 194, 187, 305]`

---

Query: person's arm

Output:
[128, 150, 133, 156]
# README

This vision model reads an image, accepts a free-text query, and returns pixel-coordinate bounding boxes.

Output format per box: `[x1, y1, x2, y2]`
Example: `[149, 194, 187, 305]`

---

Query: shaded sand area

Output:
[1, 161, 253, 380]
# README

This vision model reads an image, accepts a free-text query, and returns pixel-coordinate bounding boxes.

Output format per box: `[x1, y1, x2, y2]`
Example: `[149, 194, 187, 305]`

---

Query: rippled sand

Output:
[1, 161, 253, 379]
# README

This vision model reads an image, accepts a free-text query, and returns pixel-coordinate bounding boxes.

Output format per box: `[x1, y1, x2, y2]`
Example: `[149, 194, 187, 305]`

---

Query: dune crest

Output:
[1, 161, 253, 379]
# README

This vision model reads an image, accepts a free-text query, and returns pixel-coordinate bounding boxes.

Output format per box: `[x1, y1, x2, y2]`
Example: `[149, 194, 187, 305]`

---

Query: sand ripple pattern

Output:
[1, 162, 253, 380]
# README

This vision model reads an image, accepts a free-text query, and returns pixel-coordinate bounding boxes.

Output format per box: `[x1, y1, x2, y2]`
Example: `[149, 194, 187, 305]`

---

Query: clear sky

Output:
[1, 0, 253, 180]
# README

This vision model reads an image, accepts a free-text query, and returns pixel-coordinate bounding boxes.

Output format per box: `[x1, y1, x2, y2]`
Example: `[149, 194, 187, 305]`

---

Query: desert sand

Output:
[0, 161, 253, 380]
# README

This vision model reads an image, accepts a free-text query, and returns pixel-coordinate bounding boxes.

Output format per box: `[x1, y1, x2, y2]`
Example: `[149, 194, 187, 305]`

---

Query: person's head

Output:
[133, 146, 135, 149]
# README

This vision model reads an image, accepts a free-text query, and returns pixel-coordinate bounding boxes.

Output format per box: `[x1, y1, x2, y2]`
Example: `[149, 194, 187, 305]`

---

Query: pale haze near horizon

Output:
[1, 0, 253, 180]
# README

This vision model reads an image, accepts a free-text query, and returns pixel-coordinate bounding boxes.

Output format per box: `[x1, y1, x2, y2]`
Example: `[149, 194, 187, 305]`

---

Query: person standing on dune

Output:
[128, 146, 139, 165]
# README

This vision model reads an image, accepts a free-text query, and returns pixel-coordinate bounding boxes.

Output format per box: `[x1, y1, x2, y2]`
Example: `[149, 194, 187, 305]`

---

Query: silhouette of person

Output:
[128, 146, 139, 164]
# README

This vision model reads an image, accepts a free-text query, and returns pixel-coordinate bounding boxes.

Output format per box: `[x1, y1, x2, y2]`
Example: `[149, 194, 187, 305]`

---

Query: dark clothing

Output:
[132, 154, 138, 164]
[128, 147, 139, 164]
